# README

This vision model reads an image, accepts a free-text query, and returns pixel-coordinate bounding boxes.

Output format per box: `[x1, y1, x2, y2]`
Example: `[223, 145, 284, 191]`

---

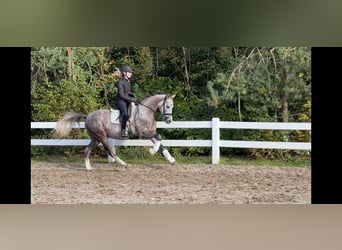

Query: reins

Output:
[135, 100, 156, 113]
[135, 95, 169, 115]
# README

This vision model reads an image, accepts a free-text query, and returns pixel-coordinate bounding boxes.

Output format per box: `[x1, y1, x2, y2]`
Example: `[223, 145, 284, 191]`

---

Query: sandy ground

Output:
[31, 161, 311, 204]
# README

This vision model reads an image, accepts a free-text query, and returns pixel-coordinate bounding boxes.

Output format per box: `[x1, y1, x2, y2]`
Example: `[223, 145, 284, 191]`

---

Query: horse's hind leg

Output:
[107, 138, 116, 163]
[84, 138, 99, 171]
[88, 128, 127, 167]
[101, 138, 127, 166]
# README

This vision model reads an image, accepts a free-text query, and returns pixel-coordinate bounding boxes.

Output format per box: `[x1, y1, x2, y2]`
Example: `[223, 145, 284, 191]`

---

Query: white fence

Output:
[31, 118, 311, 164]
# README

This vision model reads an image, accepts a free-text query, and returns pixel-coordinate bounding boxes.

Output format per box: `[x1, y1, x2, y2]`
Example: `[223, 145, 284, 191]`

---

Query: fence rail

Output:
[31, 118, 311, 164]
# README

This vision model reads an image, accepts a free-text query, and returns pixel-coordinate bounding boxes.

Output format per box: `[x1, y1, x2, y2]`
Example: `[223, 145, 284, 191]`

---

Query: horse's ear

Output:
[171, 94, 176, 99]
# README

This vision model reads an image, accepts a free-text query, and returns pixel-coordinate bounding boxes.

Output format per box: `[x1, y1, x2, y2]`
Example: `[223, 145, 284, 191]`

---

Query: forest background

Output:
[31, 47, 311, 162]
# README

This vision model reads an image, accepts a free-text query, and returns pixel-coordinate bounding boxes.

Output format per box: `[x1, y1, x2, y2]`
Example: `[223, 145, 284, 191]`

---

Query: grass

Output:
[31, 151, 311, 168]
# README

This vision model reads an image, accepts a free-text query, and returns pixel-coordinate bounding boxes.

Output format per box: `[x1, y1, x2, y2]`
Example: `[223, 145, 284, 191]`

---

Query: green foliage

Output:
[31, 79, 100, 121]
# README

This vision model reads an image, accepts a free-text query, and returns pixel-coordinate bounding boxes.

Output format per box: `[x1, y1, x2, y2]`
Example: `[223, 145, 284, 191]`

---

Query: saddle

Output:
[110, 102, 137, 126]
[110, 109, 121, 124]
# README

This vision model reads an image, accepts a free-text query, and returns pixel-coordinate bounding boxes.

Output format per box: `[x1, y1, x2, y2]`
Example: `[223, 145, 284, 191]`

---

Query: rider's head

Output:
[120, 65, 133, 79]
[121, 65, 133, 73]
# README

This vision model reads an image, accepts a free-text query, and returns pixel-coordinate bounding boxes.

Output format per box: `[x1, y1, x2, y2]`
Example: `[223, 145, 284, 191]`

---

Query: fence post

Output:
[108, 138, 116, 163]
[212, 117, 220, 164]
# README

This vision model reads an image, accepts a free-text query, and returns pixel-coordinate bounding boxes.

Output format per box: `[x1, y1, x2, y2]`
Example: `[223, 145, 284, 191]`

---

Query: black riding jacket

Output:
[116, 77, 135, 103]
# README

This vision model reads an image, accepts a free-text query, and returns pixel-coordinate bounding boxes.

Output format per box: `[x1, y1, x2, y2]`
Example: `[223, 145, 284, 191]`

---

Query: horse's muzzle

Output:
[164, 115, 172, 124]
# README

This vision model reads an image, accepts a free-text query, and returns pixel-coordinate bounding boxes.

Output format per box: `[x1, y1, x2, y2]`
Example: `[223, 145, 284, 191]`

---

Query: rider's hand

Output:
[128, 92, 136, 98]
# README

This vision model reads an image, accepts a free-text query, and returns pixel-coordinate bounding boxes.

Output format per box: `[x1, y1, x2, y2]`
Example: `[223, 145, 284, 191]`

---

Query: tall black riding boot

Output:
[121, 116, 128, 137]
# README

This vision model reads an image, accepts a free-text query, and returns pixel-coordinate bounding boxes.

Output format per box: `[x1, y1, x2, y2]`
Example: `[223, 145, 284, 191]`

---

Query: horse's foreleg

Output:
[149, 137, 161, 155]
[161, 146, 176, 164]
[149, 135, 176, 164]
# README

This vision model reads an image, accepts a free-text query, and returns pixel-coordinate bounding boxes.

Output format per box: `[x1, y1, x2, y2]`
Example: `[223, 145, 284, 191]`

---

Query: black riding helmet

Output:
[120, 65, 133, 73]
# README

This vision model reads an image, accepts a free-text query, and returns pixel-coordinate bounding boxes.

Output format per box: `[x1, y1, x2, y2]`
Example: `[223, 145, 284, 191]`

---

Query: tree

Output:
[207, 47, 311, 123]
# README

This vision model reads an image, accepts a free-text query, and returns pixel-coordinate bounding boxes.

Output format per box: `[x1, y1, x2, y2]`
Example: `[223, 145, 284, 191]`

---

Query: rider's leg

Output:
[121, 115, 128, 137]
[116, 100, 129, 137]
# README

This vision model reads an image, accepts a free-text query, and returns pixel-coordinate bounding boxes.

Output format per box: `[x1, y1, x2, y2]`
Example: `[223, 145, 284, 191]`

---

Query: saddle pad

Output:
[110, 109, 121, 124]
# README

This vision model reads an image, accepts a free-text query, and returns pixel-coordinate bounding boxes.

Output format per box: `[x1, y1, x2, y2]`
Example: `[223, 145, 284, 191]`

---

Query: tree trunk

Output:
[282, 63, 289, 122]
[66, 47, 74, 81]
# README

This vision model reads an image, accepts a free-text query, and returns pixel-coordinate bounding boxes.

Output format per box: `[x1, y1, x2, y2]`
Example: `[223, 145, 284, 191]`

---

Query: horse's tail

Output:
[52, 112, 87, 138]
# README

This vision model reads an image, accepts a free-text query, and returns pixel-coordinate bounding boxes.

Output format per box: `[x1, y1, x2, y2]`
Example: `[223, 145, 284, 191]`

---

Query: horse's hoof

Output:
[149, 148, 156, 155]
[118, 161, 127, 166]
[108, 158, 116, 163]
[169, 158, 176, 164]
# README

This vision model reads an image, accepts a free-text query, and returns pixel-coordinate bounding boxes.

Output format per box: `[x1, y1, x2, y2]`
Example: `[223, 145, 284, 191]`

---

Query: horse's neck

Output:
[128, 99, 156, 135]
[142, 94, 164, 108]
[130, 95, 163, 123]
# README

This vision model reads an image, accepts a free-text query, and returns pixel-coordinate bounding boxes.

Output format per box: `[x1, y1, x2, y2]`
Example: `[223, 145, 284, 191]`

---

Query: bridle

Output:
[136, 95, 172, 119]
[158, 95, 173, 117]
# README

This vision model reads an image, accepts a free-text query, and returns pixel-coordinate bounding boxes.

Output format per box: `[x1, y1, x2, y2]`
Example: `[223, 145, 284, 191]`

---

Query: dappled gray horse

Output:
[53, 94, 176, 170]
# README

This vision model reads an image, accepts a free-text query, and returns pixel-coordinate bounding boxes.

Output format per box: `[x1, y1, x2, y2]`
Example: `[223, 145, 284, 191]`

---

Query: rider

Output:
[114, 65, 136, 137]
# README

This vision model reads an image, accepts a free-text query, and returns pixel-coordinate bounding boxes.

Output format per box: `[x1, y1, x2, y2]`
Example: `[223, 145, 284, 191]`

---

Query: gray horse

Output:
[53, 94, 176, 170]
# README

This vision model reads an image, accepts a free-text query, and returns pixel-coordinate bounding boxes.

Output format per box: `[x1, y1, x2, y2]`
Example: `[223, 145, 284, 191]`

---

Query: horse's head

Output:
[158, 94, 176, 124]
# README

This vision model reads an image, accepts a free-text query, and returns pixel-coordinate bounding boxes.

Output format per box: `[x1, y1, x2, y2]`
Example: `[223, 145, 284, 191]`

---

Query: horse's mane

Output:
[141, 94, 167, 105]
